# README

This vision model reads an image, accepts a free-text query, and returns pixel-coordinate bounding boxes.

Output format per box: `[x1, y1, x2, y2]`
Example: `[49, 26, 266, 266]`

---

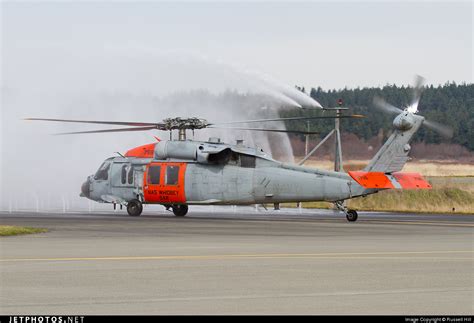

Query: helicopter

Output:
[26, 76, 452, 221]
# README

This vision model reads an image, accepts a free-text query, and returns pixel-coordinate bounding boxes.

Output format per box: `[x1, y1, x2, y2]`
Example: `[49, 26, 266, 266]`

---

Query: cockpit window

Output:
[94, 162, 110, 180]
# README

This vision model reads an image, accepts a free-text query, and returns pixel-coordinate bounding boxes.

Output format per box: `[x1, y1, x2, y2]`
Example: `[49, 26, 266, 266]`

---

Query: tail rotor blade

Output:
[409, 74, 426, 113]
[412, 74, 425, 101]
[423, 119, 453, 138]
[373, 95, 403, 115]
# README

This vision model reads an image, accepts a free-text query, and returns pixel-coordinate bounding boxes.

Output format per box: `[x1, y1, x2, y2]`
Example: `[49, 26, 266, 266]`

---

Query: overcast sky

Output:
[2, 1, 472, 90]
[0, 1, 472, 210]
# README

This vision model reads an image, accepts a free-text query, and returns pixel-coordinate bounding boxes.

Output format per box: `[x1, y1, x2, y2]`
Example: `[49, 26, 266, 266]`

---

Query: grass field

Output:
[0, 225, 47, 237]
[291, 159, 474, 214]
[346, 187, 474, 214]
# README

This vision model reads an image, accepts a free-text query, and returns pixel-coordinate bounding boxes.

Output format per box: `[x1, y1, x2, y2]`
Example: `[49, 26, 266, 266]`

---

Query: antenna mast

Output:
[334, 99, 344, 172]
[298, 98, 346, 173]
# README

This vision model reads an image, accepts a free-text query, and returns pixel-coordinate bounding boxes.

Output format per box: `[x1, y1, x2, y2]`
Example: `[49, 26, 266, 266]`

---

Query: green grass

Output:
[0, 225, 48, 237]
[283, 187, 474, 214]
[347, 188, 474, 214]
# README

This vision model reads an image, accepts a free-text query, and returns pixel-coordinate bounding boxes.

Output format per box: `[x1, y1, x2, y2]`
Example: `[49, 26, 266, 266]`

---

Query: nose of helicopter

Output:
[80, 180, 90, 198]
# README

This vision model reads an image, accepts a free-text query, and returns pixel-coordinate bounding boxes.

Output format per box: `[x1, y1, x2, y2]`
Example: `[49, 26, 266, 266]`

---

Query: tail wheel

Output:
[346, 209, 358, 222]
[127, 199, 143, 217]
[172, 204, 188, 217]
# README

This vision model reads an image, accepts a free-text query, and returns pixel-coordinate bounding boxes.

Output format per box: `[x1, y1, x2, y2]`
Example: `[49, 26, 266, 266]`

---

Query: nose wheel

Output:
[127, 199, 143, 216]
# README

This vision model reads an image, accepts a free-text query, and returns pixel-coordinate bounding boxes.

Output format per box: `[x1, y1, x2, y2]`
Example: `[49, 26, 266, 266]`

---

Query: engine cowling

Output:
[154, 141, 198, 160]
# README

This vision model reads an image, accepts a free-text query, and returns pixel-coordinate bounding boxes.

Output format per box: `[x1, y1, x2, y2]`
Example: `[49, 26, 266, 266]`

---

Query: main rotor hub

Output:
[162, 117, 209, 130]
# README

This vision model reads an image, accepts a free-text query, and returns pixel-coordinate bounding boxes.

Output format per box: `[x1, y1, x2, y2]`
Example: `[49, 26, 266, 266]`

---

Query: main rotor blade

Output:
[373, 96, 403, 115]
[211, 115, 365, 125]
[209, 126, 319, 135]
[25, 118, 163, 127]
[54, 126, 159, 135]
[423, 119, 453, 138]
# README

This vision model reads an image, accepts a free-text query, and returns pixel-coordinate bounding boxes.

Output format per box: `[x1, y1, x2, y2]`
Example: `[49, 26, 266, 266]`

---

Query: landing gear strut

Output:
[127, 199, 143, 216]
[335, 201, 358, 222]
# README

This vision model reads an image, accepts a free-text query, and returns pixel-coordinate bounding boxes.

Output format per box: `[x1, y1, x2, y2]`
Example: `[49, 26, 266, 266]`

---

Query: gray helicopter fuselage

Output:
[81, 139, 370, 206]
[184, 160, 362, 205]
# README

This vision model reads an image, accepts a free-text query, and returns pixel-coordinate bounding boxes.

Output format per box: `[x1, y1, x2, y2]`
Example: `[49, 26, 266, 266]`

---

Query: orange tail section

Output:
[391, 172, 432, 189]
[348, 171, 431, 189]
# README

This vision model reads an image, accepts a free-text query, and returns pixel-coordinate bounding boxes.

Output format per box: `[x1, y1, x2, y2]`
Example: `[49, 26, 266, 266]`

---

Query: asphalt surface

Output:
[0, 207, 473, 315]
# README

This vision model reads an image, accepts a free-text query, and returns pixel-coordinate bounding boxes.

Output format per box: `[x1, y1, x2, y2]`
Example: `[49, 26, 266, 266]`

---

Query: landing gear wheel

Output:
[127, 199, 143, 217]
[172, 204, 188, 217]
[346, 209, 358, 222]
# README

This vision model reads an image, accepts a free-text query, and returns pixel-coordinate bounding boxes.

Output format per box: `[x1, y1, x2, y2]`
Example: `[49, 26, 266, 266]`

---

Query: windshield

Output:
[94, 161, 111, 180]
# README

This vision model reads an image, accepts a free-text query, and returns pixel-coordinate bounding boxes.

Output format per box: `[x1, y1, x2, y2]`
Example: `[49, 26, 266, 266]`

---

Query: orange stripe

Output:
[124, 143, 156, 158]
[348, 171, 395, 189]
[143, 162, 187, 204]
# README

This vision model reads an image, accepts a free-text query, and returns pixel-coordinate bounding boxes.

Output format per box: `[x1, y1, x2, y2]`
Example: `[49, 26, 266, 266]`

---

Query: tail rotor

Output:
[372, 75, 453, 138]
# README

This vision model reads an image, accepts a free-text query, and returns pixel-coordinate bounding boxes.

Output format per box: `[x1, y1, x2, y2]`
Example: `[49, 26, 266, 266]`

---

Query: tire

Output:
[346, 209, 358, 222]
[127, 199, 143, 216]
[172, 204, 188, 217]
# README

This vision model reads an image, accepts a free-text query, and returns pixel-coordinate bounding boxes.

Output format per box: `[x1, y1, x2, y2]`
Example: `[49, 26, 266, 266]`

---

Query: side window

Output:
[166, 165, 179, 185]
[121, 165, 127, 184]
[147, 165, 161, 184]
[94, 162, 110, 180]
[240, 154, 256, 168]
[128, 166, 134, 185]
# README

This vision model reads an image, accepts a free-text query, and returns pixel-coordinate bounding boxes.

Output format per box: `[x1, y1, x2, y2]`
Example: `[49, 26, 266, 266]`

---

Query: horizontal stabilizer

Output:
[391, 172, 432, 189]
[348, 171, 395, 189]
[348, 171, 431, 189]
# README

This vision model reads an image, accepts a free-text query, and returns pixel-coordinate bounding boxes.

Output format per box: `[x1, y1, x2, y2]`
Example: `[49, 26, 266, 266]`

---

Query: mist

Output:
[0, 48, 321, 212]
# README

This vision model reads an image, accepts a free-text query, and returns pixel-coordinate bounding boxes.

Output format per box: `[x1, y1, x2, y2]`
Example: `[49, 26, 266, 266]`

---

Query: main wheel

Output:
[172, 204, 188, 217]
[346, 209, 358, 222]
[127, 199, 143, 216]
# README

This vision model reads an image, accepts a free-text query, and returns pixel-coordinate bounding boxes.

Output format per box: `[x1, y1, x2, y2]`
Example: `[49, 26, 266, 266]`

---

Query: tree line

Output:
[282, 82, 474, 151]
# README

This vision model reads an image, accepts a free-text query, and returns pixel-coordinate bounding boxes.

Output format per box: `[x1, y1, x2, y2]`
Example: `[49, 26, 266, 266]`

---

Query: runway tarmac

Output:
[0, 207, 473, 314]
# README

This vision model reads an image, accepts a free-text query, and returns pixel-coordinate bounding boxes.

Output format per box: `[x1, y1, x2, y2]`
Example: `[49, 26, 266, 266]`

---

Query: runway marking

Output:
[2, 287, 472, 309]
[177, 216, 474, 228]
[359, 220, 474, 227]
[2, 213, 474, 228]
[1, 250, 473, 263]
[198, 217, 474, 228]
